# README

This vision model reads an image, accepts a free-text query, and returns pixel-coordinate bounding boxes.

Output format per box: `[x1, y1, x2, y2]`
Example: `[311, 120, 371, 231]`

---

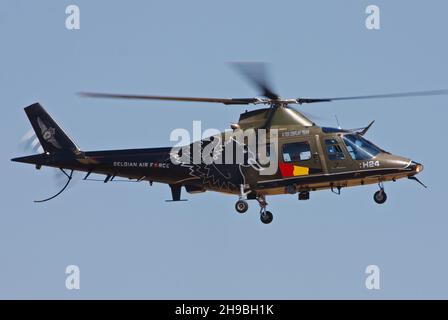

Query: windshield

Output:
[342, 134, 381, 160]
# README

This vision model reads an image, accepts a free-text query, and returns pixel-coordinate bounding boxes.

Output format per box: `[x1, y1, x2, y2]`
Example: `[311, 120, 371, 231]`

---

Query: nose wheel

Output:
[235, 200, 249, 213]
[235, 184, 251, 214]
[374, 182, 387, 204]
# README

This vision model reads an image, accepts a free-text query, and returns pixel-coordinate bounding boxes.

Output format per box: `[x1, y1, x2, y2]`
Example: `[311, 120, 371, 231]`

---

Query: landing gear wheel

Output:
[235, 200, 249, 214]
[373, 190, 387, 204]
[260, 211, 273, 224]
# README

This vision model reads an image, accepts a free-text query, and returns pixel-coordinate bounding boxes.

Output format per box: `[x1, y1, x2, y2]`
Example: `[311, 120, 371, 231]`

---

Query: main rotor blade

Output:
[230, 62, 279, 100]
[297, 89, 448, 104]
[79, 92, 258, 105]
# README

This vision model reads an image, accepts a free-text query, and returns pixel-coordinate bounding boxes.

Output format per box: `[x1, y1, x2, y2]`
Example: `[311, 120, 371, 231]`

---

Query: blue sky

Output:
[1, 0, 448, 299]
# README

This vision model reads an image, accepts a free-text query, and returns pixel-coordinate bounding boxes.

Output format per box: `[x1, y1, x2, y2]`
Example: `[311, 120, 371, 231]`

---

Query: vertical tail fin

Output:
[24, 103, 80, 154]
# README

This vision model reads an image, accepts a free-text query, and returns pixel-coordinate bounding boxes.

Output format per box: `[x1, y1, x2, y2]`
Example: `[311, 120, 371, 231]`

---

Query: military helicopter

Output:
[12, 63, 444, 224]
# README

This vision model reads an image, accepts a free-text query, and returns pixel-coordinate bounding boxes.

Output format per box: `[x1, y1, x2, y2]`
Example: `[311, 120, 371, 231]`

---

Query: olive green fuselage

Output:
[13, 106, 423, 199]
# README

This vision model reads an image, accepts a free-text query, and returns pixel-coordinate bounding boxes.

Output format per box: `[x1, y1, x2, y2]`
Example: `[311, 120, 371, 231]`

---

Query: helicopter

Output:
[12, 63, 443, 224]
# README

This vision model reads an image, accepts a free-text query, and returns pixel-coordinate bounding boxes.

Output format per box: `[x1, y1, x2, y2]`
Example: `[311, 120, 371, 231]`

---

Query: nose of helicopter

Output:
[378, 153, 423, 175]
[410, 161, 424, 174]
[395, 157, 424, 175]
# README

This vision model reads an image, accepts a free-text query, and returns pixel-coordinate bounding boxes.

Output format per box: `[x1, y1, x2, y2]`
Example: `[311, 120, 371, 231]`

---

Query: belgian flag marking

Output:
[279, 162, 309, 177]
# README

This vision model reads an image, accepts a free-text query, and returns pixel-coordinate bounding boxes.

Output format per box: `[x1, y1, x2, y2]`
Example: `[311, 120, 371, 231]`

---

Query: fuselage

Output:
[12, 124, 423, 197]
[12, 103, 423, 201]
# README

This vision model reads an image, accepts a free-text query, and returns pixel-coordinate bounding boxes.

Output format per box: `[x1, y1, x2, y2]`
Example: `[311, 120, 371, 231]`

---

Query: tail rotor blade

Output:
[31, 137, 41, 151]
[19, 129, 44, 154]
[20, 129, 35, 143]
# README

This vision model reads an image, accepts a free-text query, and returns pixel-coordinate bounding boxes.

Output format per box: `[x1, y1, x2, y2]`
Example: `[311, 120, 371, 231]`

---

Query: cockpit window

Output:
[322, 127, 348, 134]
[342, 134, 381, 160]
[325, 139, 345, 160]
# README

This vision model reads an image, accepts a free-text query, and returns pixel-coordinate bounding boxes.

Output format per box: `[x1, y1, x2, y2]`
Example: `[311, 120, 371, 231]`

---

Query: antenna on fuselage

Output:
[334, 115, 342, 129]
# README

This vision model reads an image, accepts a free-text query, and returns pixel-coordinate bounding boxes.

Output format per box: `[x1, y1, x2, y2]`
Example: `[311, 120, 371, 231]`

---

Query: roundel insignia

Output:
[43, 128, 56, 141]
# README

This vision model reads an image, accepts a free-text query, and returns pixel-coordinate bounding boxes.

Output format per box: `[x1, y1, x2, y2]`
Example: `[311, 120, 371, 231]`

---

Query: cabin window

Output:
[342, 134, 381, 160]
[282, 142, 311, 162]
[325, 139, 345, 160]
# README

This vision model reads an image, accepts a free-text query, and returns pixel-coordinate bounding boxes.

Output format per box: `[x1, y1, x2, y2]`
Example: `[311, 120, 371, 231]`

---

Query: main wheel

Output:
[235, 200, 249, 213]
[373, 190, 387, 204]
[260, 211, 273, 224]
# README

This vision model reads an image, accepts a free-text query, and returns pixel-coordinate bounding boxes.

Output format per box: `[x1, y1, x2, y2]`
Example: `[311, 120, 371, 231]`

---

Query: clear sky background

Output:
[1, 0, 448, 299]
